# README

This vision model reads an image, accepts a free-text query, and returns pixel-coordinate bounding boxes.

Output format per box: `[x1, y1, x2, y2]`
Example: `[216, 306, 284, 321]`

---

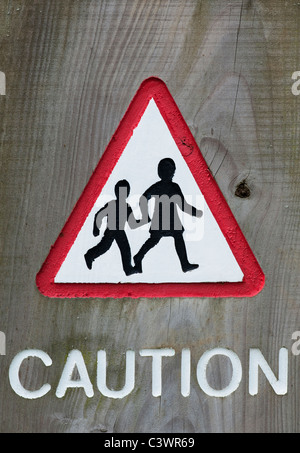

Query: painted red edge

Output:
[36, 77, 265, 299]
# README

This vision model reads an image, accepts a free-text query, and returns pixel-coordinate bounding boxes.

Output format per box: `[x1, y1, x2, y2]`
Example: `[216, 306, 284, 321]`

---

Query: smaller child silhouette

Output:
[84, 180, 139, 276]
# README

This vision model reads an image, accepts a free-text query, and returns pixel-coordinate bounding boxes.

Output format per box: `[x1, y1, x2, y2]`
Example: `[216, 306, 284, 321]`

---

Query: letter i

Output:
[181, 349, 191, 397]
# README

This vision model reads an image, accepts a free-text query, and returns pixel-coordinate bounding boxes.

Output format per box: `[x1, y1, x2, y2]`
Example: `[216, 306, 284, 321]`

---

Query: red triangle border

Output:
[36, 77, 265, 299]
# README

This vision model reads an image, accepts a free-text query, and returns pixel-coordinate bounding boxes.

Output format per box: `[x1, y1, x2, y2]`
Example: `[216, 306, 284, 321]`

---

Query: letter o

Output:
[196, 348, 242, 397]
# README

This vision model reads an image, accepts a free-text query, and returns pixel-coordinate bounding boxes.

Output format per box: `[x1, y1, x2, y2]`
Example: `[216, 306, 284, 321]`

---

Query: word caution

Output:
[8, 347, 289, 400]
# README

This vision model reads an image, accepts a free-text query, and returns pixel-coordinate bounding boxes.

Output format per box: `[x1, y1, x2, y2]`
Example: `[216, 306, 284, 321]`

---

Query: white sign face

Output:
[55, 99, 243, 284]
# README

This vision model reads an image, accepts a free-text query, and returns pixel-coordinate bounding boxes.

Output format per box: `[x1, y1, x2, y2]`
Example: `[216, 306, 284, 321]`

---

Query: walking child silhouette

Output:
[84, 179, 140, 276]
[84, 159, 202, 277]
[134, 158, 203, 273]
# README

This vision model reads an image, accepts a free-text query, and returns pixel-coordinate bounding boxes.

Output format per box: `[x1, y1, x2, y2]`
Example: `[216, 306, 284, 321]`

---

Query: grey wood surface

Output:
[1, 0, 300, 433]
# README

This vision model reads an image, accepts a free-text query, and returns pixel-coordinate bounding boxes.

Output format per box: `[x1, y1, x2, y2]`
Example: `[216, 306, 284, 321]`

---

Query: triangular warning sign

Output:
[36, 77, 264, 299]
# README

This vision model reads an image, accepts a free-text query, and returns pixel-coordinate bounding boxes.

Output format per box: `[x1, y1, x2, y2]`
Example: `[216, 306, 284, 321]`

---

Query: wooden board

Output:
[0, 0, 300, 433]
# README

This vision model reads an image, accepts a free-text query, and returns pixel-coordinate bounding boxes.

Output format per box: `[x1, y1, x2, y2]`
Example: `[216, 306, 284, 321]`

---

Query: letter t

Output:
[139, 348, 175, 397]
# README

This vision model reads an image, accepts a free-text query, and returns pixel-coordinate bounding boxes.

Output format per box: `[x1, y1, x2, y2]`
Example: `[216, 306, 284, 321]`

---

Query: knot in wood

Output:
[235, 180, 251, 198]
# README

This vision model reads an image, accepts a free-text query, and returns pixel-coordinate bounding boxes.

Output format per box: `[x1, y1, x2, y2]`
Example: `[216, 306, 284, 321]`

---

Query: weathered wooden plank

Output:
[1, 0, 300, 433]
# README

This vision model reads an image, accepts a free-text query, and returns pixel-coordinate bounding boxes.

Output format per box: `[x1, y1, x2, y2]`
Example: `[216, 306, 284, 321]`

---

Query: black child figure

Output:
[84, 179, 139, 276]
[134, 158, 203, 273]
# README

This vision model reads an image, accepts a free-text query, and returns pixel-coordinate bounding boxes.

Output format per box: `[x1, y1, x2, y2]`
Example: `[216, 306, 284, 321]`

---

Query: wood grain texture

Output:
[0, 0, 300, 432]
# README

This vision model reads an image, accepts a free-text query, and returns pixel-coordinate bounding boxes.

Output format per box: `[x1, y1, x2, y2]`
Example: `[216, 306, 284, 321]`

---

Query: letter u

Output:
[97, 350, 135, 399]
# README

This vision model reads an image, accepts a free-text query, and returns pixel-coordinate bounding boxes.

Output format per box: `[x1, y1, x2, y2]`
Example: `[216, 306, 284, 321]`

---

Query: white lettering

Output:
[181, 349, 191, 397]
[97, 350, 135, 398]
[9, 349, 52, 399]
[196, 348, 242, 397]
[249, 348, 288, 396]
[56, 349, 94, 398]
[139, 348, 175, 397]
[6, 345, 292, 400]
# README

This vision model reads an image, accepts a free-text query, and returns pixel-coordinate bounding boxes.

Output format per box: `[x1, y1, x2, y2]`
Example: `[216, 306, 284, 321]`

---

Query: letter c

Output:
[9, 349, 52, 399]
[148, 438, 156, 448]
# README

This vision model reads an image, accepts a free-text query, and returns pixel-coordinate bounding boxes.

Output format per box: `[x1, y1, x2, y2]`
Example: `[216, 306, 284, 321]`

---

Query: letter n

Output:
[249, 348, 288, 396]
